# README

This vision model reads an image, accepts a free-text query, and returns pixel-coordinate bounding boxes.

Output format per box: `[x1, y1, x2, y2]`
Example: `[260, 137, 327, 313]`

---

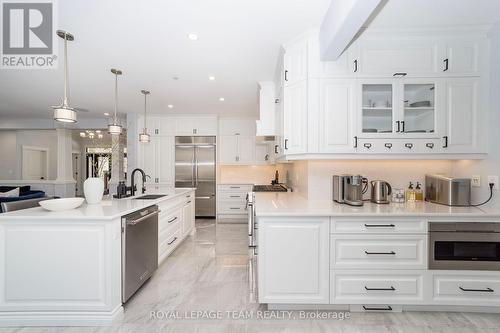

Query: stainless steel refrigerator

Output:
[175, 136, 216, 217]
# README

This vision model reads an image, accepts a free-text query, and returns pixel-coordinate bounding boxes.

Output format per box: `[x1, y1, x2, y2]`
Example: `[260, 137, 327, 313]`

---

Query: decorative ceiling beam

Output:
[319, 0, 384, 61]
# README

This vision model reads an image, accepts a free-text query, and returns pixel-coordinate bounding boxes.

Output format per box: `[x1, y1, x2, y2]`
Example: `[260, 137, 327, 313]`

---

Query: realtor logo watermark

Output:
[1, 0, 58, 69]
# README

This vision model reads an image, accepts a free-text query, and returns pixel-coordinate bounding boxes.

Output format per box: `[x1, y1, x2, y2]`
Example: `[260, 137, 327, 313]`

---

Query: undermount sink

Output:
[133, 194, 167, 200]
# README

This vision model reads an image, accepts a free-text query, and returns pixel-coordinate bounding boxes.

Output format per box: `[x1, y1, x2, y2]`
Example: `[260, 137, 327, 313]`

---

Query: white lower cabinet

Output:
[432, 272, 500, 306]
[217, 184, 253, 221]
[330, 234, 427, 270]
[157, 190, 195, 265]
[258, 217, 329, 304]
[331, 270, 426, 304]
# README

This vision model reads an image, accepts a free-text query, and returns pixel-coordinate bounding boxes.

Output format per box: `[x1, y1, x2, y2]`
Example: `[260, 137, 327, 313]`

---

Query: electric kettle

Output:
[370, 180, 392, 204]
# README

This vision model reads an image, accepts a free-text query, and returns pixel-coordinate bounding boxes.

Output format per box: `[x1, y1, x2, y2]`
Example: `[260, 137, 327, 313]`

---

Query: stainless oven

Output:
[429, 222, 500, 271]
[246, 192, 258, 302]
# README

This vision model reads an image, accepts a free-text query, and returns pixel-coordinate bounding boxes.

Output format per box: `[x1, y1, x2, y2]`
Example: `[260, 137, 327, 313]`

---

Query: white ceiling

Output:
[0, 0, 331, 120]
[367, 0, 500, 29]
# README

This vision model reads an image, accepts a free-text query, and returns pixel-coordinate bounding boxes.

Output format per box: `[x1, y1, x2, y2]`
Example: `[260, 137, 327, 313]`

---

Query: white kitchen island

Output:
[255, 192, 500, 313]
[0, 188, 195, 327]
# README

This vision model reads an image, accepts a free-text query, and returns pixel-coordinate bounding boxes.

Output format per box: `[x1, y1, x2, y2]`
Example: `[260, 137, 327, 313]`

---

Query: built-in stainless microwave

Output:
[429, 222, 500, 271]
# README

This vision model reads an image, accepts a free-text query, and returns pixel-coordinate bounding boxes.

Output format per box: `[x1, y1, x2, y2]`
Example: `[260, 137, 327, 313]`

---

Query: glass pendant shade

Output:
[108, 123, 122, 135]
[139, 132, 150, 143]
[54, 107, 77, 123]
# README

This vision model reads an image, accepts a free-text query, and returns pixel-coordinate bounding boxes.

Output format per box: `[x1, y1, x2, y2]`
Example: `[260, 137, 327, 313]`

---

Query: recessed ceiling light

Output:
[219, 97, 225, 102]
[104, 112, 110, 116]
[168, 104, 174, 109]
[208, 76, 215, 81]
[187, 33, 198, 41]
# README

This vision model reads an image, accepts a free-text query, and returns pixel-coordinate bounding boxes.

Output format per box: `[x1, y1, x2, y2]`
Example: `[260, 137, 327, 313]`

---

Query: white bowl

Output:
[39, 198, 85, 212]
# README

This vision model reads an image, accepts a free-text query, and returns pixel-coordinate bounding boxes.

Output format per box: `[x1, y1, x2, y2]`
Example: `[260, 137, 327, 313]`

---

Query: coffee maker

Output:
[333, 175, 368, 206]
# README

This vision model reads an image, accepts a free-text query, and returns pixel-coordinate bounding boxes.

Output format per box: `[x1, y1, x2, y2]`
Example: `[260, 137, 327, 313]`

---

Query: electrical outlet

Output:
[487, 175, 499, 190]
[471, 175, 481, 187]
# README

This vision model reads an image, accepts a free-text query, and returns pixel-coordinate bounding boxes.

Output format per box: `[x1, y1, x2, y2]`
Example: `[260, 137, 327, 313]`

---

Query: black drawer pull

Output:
[229, 207, 240, 210]
[384, 143, 392, 149]
[365, 251, 396, 255]
[229, 195, 241, 198]
[187, 200, 191, 204]
[363, 305, 393, 311]
[230, 186, 241, 189]
[426, 143, 434, 149]
[167, 237, 178, 245]
[443, 136, 448, 148]
[459, 286, 494, 293]
[393, 72, 407, 76]
[365, 286, 396, 291]
[167, 217, 178, 223]
[405, 143, 413, 149]
[364, 224, 395, 228]
[364, 143, 372, 149]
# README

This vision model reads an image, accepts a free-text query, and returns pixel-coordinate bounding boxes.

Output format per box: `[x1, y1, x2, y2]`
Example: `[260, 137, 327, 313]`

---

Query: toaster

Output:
[425, 174, 471, 206]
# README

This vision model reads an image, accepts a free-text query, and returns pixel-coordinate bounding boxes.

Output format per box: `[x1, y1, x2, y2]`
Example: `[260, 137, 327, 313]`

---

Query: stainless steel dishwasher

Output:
[121, 205, 159, 303]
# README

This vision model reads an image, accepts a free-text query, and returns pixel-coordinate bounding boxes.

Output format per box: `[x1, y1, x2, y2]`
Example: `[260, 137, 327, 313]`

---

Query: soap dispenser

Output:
[406, 182, 415, 202]
[415, 182, 423, 201]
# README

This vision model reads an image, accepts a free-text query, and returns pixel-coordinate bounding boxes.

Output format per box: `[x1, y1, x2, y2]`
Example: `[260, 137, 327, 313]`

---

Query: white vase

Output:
[84, 177, 104, 204]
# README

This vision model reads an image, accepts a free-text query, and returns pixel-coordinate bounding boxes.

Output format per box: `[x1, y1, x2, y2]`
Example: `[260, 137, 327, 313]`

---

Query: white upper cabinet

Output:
[443, 40, 482, 75]
[444, 77, 485, 153]
[175, 117, 217, 136]
[319, 79, 355, 153]
[355, 37, 440, 77]
[283, 80, 308, 154]
[138, 136, 174, 185]
[219, 118, 256, 136]
[257, 82, 276, 136]
[284, 38, 308, 86]
[218, 135, 256, 165]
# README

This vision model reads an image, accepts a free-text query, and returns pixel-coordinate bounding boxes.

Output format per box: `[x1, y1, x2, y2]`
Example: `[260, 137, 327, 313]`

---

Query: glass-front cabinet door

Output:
[360, 81, 395, 137]
[402, 83, 436, 135]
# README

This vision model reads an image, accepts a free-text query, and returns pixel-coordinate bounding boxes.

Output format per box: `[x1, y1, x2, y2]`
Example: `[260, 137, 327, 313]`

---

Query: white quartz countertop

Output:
[255, 192, 500, 218]
[0, 188, 195, 221]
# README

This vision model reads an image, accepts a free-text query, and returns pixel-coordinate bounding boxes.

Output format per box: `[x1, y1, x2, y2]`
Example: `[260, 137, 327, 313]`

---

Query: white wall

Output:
[452, 22, 500, 210]
[0, 131, 17, 179]
[15, 130, 58, 180]
[283, 160, 454, 200]
[219, 165, 278, 184]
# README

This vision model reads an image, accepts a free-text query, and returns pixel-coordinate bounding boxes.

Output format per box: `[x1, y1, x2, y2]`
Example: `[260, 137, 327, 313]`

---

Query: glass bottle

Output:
[415, 182, 424, 201]
[406, 182, 415, 202]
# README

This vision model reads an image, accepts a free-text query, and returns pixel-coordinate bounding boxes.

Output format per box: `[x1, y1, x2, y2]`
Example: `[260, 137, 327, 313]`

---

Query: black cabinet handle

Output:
[443, 58, 449, 72]
[459, 286, 494, 292]
[426, 143, 434, 149]
[167, 217, 178, 223]
[187, 200, 191, 204]
[443, 136, 448, 148]
[364, 224, 395, 228]
[393, 72, 407, 77]
[365, 286, 396, 291]
[363, 305, 393, 311]
[405, 143, 413, 149]
[354, 136, 358, 148]
[364, 143, 372, 149]
[354, 59, 358, 73]
[385, 143, 392, 149]
[284, 139, 288, 150]
[396, 121, 401, 132]
[365, 251, 396, 255]
[284, 70, 288, 81]
[167, 237, 178, 245]
[229, 207, 240, 210]
[274, 145, 278, 154]
[401, 121, 405, 133]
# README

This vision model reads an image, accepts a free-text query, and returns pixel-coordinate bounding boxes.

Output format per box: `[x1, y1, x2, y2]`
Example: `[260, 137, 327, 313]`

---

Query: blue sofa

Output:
[0, 186, 46, 213]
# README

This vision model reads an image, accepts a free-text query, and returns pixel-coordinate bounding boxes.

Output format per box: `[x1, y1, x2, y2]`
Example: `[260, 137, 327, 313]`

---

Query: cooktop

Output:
[253, 184, 288, 192]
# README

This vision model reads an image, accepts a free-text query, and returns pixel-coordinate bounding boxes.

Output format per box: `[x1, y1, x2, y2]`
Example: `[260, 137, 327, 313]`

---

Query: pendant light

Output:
[52, 30, 77, 123]
[139, 90, 151, 143]
[108, 68, 123, 135]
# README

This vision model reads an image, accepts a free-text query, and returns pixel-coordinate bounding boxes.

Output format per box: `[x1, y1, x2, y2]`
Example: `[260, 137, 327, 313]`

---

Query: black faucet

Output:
[130, 168, 147, 196]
